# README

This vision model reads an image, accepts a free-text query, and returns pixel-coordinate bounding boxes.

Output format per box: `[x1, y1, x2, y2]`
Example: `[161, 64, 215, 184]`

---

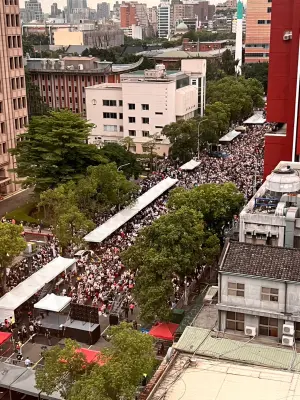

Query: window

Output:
[119, 113, 123, 119]
[259, 317, 278, 337]
[142, 131, 149, 137]
[69, 87, 72, 92]
[14, 119, 19, 130]
[6, 14, 10, 27]
[0, 122, 5, 134]
[103, 112, 117, 119]
[267, 6, 272, 12]
[142, 104, 149, 110]
[11, 78, 15, 90]
[261, 287, 278, 302]
[103, 100, 117, 106]
[104, 125, 118, 132]
[119, 100, 123, 106]
[9, 57, 13, 70]
[155, 112, 163, 115]
[16, 77, 20, 88]
[2, 143, 6, 154]
[226, 312, 244, 331]
[155, 126, 163, 128]
[191, 79, 197, 86]
[8, 36, 12, 48]
[246, 53, 269, 58]
[142, 117, 149, 124]
[120, 125, 123, 132]
[258, 19, 271, 24]
[18, 56, 23, 68]
[142, 146, 150, 153]
[0, 102, 2, 113]
[129, 130, 136, 136]
[13, 99, 17, 110]
[129, 117, 135, 123]
[128, 103, 135, 110]
[228, 282, 244, 297]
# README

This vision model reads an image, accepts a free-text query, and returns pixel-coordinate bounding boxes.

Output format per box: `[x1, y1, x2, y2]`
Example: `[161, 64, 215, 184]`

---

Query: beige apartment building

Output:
[86, 60, 206, 155]
[245, 0, 272, 63]
[0, 0, 27, 195]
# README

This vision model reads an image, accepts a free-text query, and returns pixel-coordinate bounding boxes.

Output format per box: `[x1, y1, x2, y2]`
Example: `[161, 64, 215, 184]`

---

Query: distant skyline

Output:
[20, 0, 227, 12]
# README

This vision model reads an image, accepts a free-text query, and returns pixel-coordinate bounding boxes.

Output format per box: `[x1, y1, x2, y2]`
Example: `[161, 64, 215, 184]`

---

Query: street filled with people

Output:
[1, 123, 266, 323]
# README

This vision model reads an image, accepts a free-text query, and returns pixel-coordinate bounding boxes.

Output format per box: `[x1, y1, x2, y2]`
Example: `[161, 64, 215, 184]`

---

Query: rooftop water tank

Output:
[265, 166, 300, 194]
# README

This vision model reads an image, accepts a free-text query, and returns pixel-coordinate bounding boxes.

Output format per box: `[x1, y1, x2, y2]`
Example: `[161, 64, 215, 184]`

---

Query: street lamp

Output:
[197, 118, 208, 160]
[117, 163, 130, 172]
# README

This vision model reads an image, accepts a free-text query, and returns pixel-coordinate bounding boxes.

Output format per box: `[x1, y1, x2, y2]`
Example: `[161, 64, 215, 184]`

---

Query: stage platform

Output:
[63, 320, 100, 345]
[40, 313, 67, 332]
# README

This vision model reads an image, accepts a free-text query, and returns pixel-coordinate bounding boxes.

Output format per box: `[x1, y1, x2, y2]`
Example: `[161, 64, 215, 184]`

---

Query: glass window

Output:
[261, 287, 278, 302]
[142, 131, 149, 137]
[226, 312, 244, 331]
[142, 104, 149, 110]
[259, 317, 278, 337]
[128, 103, 135, 110]
[129, 130, 136, 136]
[142, 117, 149, 124]
[103, 100, 117, 106]
[129, 117, 135, 123]
[228, 282, 245, 297]
[103, 112, 117, 118]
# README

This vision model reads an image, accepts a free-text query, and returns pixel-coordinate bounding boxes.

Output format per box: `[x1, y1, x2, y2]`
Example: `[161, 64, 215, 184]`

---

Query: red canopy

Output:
[0, 332, 12, 345]
[76, 348, 106, 366]
[149, 322, 179, 341]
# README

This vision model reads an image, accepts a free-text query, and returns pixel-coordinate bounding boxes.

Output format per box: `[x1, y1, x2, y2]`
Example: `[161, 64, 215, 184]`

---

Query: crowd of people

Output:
[1, 123, 266, 321]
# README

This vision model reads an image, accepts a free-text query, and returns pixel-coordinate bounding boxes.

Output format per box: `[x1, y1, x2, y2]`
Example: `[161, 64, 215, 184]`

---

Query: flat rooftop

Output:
[86, 83, 122, 90]
[149, 354, 300, 400]
[122, 69, 181, 76]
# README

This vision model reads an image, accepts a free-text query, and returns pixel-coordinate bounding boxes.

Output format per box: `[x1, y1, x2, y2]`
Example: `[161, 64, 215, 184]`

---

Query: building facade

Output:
[157, 1, 171, 38]
[218, 241, 300, 344]
[26, 56, 143, 117]
[264, 0, 300, 177]
[86, 60, 206, 154]
[23, 0, 44, 22]
[97, 2, 110, 20]
[0, 0, 28, 195]
[245, 0, 271, 63]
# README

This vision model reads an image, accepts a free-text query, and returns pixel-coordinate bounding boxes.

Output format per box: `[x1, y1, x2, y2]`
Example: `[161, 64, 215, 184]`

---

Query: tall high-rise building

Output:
[50, 2, 61, 17]
[120, 2, 137, 28]
[67, 0, 88, 21]
[0, 0, 28, 195]
[264, 0, 300, 177]
[24, 0, 44, 22]
[245, 0, 271, 63]
[158, 1, 171, 38]
[97, 2, 110, 19]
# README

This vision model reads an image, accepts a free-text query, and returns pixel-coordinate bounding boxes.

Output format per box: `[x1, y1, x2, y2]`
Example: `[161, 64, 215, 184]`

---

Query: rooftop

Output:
[148, 353, 300, 400]
[123, 69, 180, 76]
[153, 47, 235, 59]
[219, 241, 300, 282]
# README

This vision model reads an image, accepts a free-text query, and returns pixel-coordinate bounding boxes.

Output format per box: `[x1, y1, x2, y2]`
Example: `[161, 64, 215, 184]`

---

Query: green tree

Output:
[241, 76, 265, 108]
[122, 207, 220, 322]
[99, 143, 142, 179]
[119, 136, 135, 151]
[10, 110, 106, 193]
[204, 101, 231, 136]
[168, 183, 244, 237]
[36, 323, 155, 400]
[221, 49, 238, 76]
[206, 76, 255, 122]
[242, 62, 269, 92]
[162, 119, 198, 162]
[0, 224, 27, 293]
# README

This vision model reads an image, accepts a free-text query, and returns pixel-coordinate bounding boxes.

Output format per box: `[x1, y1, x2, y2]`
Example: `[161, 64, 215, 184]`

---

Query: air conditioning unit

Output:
[282, 335, 294, 347]
[245, 326, 256, 336]
[283, 322, 295, 336]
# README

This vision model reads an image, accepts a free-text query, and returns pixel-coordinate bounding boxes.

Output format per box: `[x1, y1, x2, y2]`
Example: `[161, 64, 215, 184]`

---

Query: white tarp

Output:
[243, 112, 266, 125]
[180, 160, 201, 171]
[0, 257, 76, 321]
[219, 130, 241, 143]
[34, 294, 71, 312]
[84, 177, 178, 243]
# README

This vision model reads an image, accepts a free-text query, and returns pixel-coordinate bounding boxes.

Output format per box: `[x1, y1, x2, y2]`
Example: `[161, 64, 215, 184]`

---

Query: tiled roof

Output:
[175, 326, 300, 372]
[220, 241, 300, 282]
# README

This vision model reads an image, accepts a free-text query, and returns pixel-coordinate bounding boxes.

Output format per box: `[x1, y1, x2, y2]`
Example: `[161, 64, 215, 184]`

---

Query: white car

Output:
[74, 249, 94, 262]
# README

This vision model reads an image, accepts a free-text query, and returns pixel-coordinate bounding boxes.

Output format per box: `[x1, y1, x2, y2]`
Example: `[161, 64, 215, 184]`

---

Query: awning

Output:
[77, 348, 106, 366]
[219, 130, 240, 143]
[10, 368, 40, 396]
[84, 177, 178, 243]
[0, 362, 26, 389]
[180, 159, 201, 171]
[34, 294, 71, 313]
[243, 112, 266, 125]
[149, 322, 179, 341]
[0, 332, 12, 345]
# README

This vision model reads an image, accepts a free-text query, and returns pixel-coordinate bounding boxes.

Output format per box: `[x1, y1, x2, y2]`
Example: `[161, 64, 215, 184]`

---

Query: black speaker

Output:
[109, 314, 119, 326]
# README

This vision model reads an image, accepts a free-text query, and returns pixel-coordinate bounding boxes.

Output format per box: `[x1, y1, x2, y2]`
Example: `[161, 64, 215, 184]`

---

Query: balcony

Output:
[0, 154, 9, 167]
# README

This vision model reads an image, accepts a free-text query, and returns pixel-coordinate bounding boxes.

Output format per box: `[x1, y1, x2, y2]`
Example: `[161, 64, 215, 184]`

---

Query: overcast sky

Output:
[20, 0, 226, 13]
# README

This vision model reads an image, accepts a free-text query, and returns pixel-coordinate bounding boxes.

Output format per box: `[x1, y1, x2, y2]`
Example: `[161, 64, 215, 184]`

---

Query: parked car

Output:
[74, 250, 94, 262]
[209, 151, 230, 159]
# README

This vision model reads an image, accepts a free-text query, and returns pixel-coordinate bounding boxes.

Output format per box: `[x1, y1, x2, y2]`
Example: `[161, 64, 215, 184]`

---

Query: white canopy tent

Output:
[243, 112, 266, 125]
[34, 294, 71, 313]
[0, 257, 76, 321]
[84, 177, 178, 243]
[180, 159, 201, 171]
[219, 130, 241, 144]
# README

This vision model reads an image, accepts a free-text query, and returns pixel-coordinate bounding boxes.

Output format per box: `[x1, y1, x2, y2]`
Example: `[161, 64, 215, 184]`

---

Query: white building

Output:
[86, 60, 206, 155]
[157, 1, 171, 38]
[239, 161, 300, 248]
[218, 240, 300, 345]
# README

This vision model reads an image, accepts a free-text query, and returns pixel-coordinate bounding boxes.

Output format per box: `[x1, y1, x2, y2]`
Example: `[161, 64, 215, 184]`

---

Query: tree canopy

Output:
[122, 206, 220, 322]
[10, 110, 105, 193]
[36, 323, 156, 400]
[99, 143, 142, 179]
[206, 76, 264, 122]
[0, 224, 27, 293]
[242, 62, 269, 92]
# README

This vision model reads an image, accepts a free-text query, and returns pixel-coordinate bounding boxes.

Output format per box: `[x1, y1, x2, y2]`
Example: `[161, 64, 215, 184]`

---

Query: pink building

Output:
[0, 0, 28, 195]
[86, 60, 206, 155]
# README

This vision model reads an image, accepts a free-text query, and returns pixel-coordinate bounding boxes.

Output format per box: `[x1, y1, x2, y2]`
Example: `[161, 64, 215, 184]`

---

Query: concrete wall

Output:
[0, 188, 33, 217]
[53, 30, 84, 45]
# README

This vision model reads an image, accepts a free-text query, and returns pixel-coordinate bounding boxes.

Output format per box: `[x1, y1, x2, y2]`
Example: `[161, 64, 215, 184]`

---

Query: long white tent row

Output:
[219, 130, 241, 144]
[180, 159, 201, 171]
[84, 177, 178, 243]
[0, 257, 76, 321]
